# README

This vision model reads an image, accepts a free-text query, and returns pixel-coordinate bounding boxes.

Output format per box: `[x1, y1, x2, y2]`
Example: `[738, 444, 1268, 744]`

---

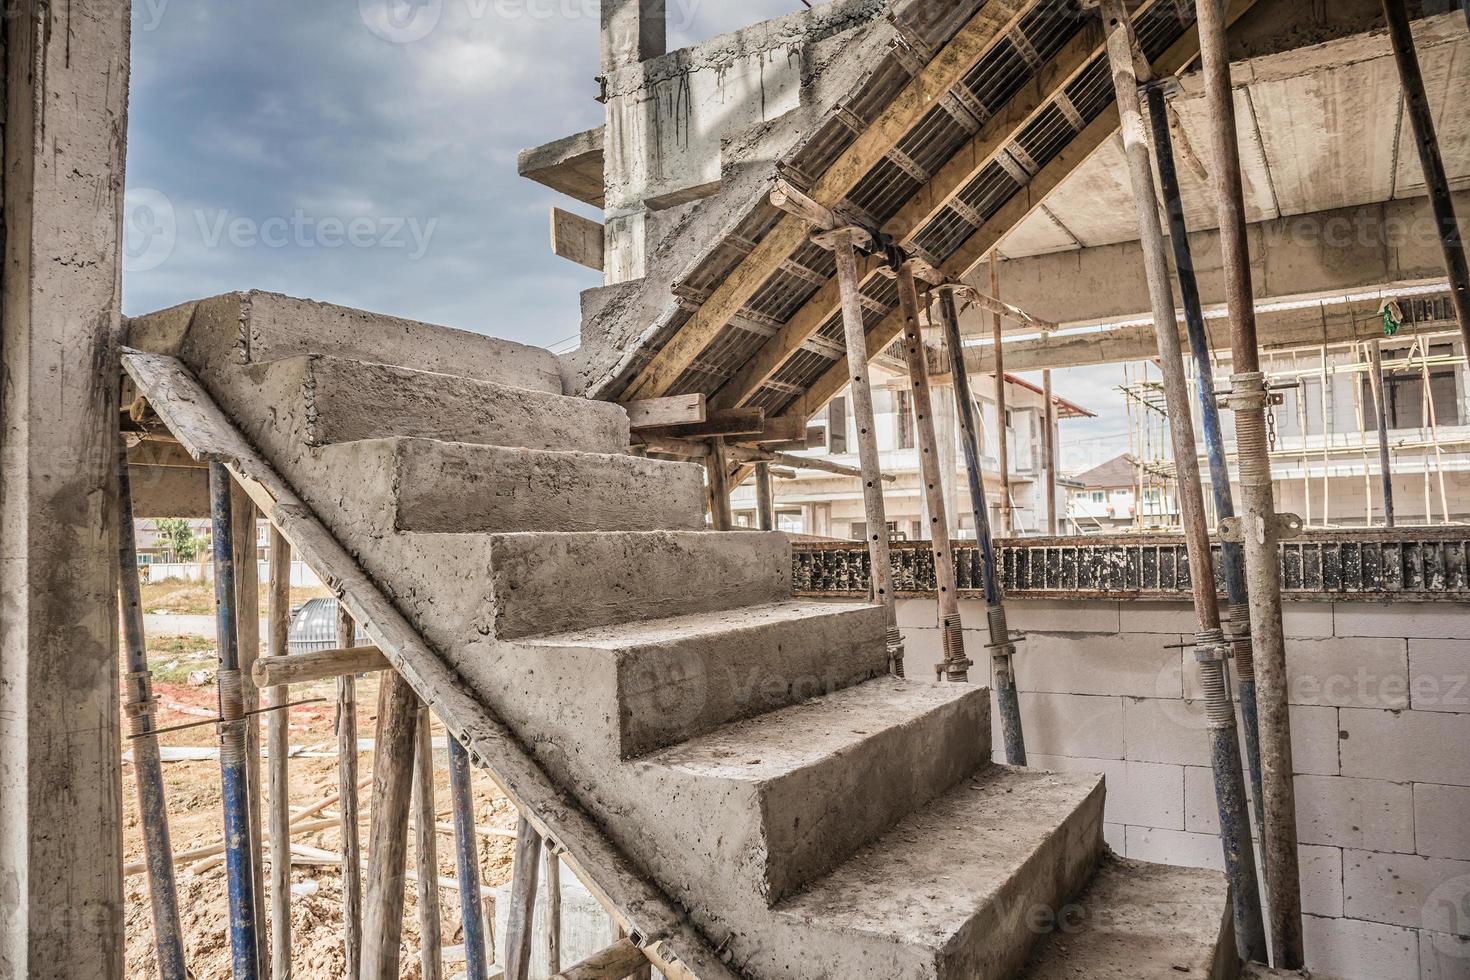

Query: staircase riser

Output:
[300, 356, 629, 454]
[393, 443, 705, 534]
[632, 690, 992, 910]
[487, 532, 793, 640]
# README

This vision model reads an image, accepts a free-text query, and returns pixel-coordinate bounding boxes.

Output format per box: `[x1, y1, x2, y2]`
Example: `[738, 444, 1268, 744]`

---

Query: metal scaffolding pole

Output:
[449, 738, 491, 980]
[1368, 339, 1396, 527]
[117, 437, 188, 980]
[266, 528, 293, 980]
[990, 257, 1013, 535]
[1145, 81, 1267, 860]
[210, 463, 262, 980]
[1197, 0, 1305, 965]
[935, 287, 1025, 762]
[1098, 3, 1266, 960]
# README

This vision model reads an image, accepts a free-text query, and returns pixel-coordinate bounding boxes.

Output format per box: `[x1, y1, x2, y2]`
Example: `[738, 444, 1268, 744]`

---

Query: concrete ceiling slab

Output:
[1394, 34, 1470, 198]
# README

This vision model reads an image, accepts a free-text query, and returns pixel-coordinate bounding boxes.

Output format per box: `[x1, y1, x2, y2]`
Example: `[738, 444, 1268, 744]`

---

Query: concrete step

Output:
[515, 600, 890, 759]
[1019, 856, 1235, 980]
[769, 764, 1105, 980]
[484, 530, 793, 640]
[634, 677, 990, 908]
[254, 355, 629, 454]
[130, 290, 563, 393]
[319, 438, 704, 535]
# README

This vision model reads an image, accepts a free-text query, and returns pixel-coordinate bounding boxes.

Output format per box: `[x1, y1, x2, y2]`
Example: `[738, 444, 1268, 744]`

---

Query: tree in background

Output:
[155, 518, 202, 562]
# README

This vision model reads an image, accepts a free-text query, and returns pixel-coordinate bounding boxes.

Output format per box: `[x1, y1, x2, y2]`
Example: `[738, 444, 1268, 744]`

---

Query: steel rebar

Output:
[118, 436, 188, 980]
[1100, 2, 1266, 960]
[210, 462, 261, 980]
[1197, 0, 1305, 965]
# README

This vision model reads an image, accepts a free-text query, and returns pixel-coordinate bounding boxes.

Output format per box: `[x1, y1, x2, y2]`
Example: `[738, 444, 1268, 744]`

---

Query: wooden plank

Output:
[625, 393, 706, 429]
[504, 818, 543, 980]
[544, 846, 563, 975]
[337, 603, 363, 980]
[551, 938, 649, 980]
[253, 646, 392, 687]
[619, 0, 1031, 403]
[230, 484, 269, 974]
[550, 207, 605, 272]
[360, 672, 421, 980]
[413, 706, 444, 980]
[119, 351, 740, 980]
[707, 438, 734, 530]
[650, 407, 765, 439]
[267, 529, 293, 979]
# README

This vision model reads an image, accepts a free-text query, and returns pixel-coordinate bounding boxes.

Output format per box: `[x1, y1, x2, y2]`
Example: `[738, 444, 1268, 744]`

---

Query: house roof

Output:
[1074, 453, 1138, 490]
[1003, 373, 1094, 420]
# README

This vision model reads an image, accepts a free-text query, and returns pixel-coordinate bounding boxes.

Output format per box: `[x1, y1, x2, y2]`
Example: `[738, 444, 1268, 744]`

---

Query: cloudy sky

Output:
[125, 0, 1134, 466]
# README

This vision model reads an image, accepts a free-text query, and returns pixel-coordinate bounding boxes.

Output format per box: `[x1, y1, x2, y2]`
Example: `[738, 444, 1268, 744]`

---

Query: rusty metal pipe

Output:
[1099, 1, 1265, 960]
[1197, 0, 1305, 965]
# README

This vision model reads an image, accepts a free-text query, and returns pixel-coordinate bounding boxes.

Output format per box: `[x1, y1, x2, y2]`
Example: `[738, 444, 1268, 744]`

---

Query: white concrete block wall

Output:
[895, 596, 1470, 980]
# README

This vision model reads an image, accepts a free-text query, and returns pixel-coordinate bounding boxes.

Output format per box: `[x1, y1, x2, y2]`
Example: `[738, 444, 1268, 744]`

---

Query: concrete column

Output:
[601, 0, 666, 72]
[601, 0, 666, 284]
[0, 1, 131, 977]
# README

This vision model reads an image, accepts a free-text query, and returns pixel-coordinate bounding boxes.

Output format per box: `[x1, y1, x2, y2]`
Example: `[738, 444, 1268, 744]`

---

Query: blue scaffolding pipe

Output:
[117, 434, 188, 980]
[210, 463, 261, 980]
[1146, 84, 1266, 847]
[449, 737, 491, 980]
[936, 287, 1026, 765]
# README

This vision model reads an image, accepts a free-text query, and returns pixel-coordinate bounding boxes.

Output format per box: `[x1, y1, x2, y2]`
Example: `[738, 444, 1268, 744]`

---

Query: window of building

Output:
[1372, 343, 1462, 429]
[896, 389, 915, 450]
[829, 396, 848, 454]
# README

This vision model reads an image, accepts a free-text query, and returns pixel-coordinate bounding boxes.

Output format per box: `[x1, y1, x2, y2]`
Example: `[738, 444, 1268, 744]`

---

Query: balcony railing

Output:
[792, 527, 1470, 602]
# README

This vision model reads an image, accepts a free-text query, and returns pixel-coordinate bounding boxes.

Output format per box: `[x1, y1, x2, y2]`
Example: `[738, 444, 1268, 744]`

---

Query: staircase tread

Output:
[639, 677, 984, 783]
[519, 600, 881, 649]
[775, 764, 1102, 945]
[1019, 855, 1230, 979]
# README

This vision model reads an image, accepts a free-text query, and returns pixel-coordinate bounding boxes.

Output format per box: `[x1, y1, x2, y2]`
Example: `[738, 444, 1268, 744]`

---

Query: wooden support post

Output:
[336, 602, 363, 978]
[1042, 358, 1058, 534]
[1382, 0, 1470, 356]
[550, 938, 649, 980]
[254, 646, 393, 687]
[504, 818, 544, 980]
[818, 225, 904, 675]
[360, 671, 420, 980]
[990, 256, 1013, 535]
[1197, 0, 1304, 965]
[706, 437, 733, 529]
[267, 528, 293, 980]
[231, 484, 269, 976]
[895, 261, 970, 682]
[544, 845, 562, 975]
[1368, 339, 1396, 528]
[754, 462, 775, 531]
[413, 706, 444, 980]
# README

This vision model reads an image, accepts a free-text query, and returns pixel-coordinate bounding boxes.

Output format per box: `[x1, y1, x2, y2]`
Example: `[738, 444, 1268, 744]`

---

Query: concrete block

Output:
[1282, 602, 1335, 639]
[1285, 637, 1410, 709]
[1293, 774, 1414, 853]
[1184, 766, 1225, 837]
[1344, 850, 1470, 933]
[1013, 693, 1125, 760]
[1122, 697, 1211, 767]
[1017, 633, 1184, 700]
[1301, 914, 1420, 980]
[1420, 930, 1470, 980]
[1408, 640, 1470, 714]
[1334, 602, 1470, 640]
[639, 678, 990, 906]
[1124, 826, 1225, 872]
[1340, 708, 1470, 786]
[1106, 760, 1186, 831]
[373, 439, 705, 534]
[1291, 704, 1343, 776]
[486, 531, 791, 639]
[1300, 844, 1346, 919]
[1415, 784, 1470, 861]
[1005, 598, 1119, 634]
[1118, 600, 1199, 634]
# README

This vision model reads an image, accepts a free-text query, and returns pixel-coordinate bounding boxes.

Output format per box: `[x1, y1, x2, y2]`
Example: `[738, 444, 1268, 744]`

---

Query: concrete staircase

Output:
[129, 291, 1236, 980]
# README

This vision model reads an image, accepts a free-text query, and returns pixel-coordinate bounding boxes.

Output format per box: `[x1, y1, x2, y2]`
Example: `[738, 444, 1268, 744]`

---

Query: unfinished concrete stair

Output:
[127, 291, 1237, 979]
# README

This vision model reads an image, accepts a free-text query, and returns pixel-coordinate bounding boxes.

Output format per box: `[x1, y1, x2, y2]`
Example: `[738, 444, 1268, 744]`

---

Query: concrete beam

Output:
[978, 192, 1470, 329]
[0, 0, 131, 976]
[518, 127, 606, 209]
[963, 289, 1457, 374]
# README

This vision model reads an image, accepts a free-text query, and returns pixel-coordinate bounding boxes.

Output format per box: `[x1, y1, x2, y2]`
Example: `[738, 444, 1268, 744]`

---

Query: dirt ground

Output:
[122, 618, 520, 978]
